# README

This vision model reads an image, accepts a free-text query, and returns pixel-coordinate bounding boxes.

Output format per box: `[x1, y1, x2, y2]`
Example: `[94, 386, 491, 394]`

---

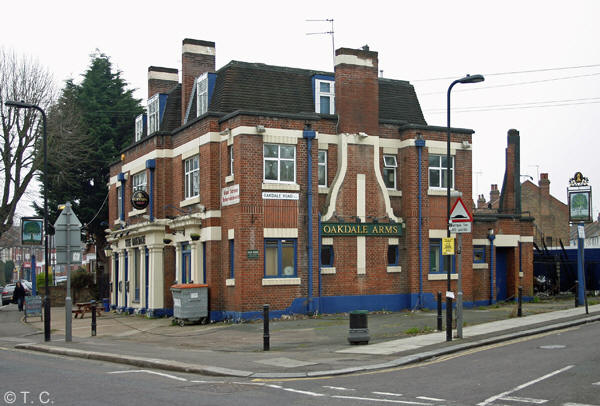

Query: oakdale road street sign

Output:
[449, 197, 473, 233]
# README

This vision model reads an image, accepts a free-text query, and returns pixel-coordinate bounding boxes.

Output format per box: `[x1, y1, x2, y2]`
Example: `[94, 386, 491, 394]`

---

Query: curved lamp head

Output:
[4, 100, 35, 109]
[458, 74, 485, 84]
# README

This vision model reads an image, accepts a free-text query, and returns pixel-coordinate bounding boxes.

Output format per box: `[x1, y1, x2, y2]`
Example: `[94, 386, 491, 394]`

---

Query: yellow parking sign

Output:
[442, 237, 455, 255]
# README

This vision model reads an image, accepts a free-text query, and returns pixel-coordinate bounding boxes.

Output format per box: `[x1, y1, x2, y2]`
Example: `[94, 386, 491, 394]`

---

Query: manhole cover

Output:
[539, 345, 566, 349]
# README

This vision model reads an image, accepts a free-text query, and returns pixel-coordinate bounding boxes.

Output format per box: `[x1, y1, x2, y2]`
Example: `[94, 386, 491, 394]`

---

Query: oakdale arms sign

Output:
[321, 222, 402, 237]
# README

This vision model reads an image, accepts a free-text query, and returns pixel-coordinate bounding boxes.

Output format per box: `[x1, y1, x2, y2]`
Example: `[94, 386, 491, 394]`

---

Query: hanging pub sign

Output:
[21, 217, 43, 246]
[567, 172, 592, 223]
[131, 190, 150, 210]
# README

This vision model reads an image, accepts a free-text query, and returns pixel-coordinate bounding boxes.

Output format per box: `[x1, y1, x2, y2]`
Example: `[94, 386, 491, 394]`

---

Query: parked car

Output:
[1, 281, 32, 306]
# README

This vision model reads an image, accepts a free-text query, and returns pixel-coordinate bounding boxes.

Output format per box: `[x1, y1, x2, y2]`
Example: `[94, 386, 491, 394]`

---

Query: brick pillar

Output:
[181, 38, 215, 125]
[334, 45, 379, 135]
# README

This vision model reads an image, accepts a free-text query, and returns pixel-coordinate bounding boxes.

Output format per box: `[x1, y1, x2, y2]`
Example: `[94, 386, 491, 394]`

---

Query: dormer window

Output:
[147, 94, 159, 135]
[315, 78, 335, 115]
[134, 114, 145, 142]
[196, 73, 208, 116]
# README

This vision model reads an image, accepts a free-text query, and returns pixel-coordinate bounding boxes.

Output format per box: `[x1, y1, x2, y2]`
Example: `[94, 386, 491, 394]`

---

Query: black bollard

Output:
[91, 300, 97, 337]
[518, 286, 523, 317]
[437, 292, 443, 331]
[574, 281, 579, 307]
[263, 304, 270, 351]
[446, 297, 453, 342]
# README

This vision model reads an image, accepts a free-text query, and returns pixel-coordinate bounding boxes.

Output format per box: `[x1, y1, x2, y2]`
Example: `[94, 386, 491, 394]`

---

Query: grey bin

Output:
[348, 310, 370, 345]
[170, 284, 209, 326]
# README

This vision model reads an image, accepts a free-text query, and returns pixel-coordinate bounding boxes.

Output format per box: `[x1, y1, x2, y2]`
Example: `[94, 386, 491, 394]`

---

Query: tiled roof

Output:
[200, 61, 427, 125]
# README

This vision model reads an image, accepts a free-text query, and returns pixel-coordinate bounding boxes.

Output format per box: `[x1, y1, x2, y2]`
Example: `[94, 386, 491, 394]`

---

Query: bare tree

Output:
[0, 48, 56, 238]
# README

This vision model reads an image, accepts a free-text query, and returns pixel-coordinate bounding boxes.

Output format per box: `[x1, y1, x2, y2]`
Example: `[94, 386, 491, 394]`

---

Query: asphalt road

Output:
[1, 303, 599, 406]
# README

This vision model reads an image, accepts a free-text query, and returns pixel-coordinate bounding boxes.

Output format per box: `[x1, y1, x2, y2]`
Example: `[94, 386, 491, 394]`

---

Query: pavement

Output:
[1, 298, 599, 378]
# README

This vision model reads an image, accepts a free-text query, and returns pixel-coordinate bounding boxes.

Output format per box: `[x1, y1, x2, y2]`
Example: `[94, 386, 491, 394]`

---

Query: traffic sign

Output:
[449, 222, 472, 234]
[54, 202, 82, 265]
[449, 197, 473, 223]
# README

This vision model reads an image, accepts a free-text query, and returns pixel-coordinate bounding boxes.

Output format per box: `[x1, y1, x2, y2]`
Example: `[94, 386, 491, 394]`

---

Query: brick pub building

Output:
[106, 39, 534, 319]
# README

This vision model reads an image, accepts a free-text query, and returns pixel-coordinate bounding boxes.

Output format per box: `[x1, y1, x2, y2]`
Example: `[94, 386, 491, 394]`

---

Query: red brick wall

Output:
[181, 39, 215, 125]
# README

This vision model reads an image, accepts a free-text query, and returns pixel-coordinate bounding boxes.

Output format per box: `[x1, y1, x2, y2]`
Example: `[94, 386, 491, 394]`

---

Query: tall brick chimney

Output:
[334, 45, 379, 135]
[477, 194, 487, 209]
[499, 129, 521, 213]
[181, 39, 215, 124]
[148, 66, 179, 98]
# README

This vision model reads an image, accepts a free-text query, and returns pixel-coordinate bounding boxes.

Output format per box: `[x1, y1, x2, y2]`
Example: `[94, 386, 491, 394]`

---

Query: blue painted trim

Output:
[202, 242, 207, 284]
[146, 160, 156, 222]
[207, 73, 216, 106]
[229, 239, 235, 279]
[124, 251, 129, 307]
[181, 243, 191, 283]
[158, 94, 168, 126]
[114, 253, 119, 308]
[489, 235, 496, 304]
[263, 239, 297, 278]
[318, 213, 322, 314]
[416, 139, 424, 309]
[144, 247, 149, 310]
[147, 308, 173, 318]
[118, 173, 126, 221]
[304, 128, 316, 314]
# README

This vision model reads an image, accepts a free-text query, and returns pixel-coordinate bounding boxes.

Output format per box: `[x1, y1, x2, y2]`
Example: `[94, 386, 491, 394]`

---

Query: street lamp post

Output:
[446, 74, 484, 342]
[5, 100, 51, 342]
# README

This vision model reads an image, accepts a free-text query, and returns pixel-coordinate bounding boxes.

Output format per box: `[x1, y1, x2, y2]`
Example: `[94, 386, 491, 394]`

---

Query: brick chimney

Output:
[499, 129, 521, 213]
[539, 173, 550, 196]
[181, 39, 215, 124]
[490, 184, 500, 209]
[334, 45, 379, 135]
[148, 66, 178, 98]
[477, 194, 487, 209]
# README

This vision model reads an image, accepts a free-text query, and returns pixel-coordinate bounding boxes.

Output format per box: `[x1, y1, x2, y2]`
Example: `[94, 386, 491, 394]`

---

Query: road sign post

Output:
[54, 202, 82, 342]
[449, 197, 472, 339]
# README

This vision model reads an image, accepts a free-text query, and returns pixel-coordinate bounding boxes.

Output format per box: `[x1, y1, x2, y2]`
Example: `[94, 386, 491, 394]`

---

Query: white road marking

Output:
[333, 395, 432, 405]
[593, 382, 600, 386]
[191, 380, 226, 384]
[265, 385, 323, 397]
[563, 403, 600, 406]
[478, 365, 574, 406]
[323, 385, 355, 391]
[499, 396, 548, 404]
[108, 369, 187, 382]
[373, 392, 404, 397]
[416, 396, 446, 402]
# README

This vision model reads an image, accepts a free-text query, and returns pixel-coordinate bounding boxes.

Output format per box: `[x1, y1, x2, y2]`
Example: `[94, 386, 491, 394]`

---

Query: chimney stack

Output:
[539, 173, 550, 196]
[477, 194, 487, 209]
[148, 66, 178, 99]
[490, 184, 500, 209]
[181, 39, 215, 124]
[334, 46, 379, 135]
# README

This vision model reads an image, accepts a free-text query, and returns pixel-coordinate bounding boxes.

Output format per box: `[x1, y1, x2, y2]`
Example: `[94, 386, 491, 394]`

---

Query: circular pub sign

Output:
[131, 190, 149, 210]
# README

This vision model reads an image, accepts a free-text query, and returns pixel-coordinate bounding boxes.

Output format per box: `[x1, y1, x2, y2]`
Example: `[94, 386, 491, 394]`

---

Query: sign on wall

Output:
[222, 184, 240, 206]
[321, 222, 402, 237]
[262, 192, 299, 200]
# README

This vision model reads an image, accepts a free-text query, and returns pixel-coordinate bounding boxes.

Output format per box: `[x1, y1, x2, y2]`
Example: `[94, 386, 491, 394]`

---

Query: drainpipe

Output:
[146, 159, 156, 222]
[117, 173, 126, 222]
[415, 134, 426, 309]
[488, 229, 496, 304]
[318, 213, 322, 314]
[303, 125, 316, 315]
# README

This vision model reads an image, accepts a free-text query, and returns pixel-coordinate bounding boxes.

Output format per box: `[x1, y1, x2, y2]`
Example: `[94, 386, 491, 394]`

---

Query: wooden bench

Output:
[72, 302, 102, 319]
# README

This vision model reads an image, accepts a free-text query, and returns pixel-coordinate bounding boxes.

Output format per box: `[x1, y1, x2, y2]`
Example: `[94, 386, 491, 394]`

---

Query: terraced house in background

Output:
[106, 38, 535, 320]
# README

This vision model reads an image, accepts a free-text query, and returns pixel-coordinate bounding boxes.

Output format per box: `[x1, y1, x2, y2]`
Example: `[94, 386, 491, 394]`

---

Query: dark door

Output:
[496, 248, 508, 301]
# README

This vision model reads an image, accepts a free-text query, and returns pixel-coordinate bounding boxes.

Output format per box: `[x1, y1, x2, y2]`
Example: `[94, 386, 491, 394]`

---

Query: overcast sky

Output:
[3, 0, 599, 221]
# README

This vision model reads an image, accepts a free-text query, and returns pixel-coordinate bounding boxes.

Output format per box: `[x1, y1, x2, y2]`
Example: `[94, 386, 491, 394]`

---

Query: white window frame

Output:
[318, 150, 327, 187]
[184, 155, 200, 199]
[263, 144, 296, 184]
[428, 154, 454, 189]
[147, 94, 159, 135]
[196, 73, 208, 116]
[135, 114, 144, 142]
[132, 171, 147, 193]
[383, 155, 397, 190]
[315, 79, 335, 115]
